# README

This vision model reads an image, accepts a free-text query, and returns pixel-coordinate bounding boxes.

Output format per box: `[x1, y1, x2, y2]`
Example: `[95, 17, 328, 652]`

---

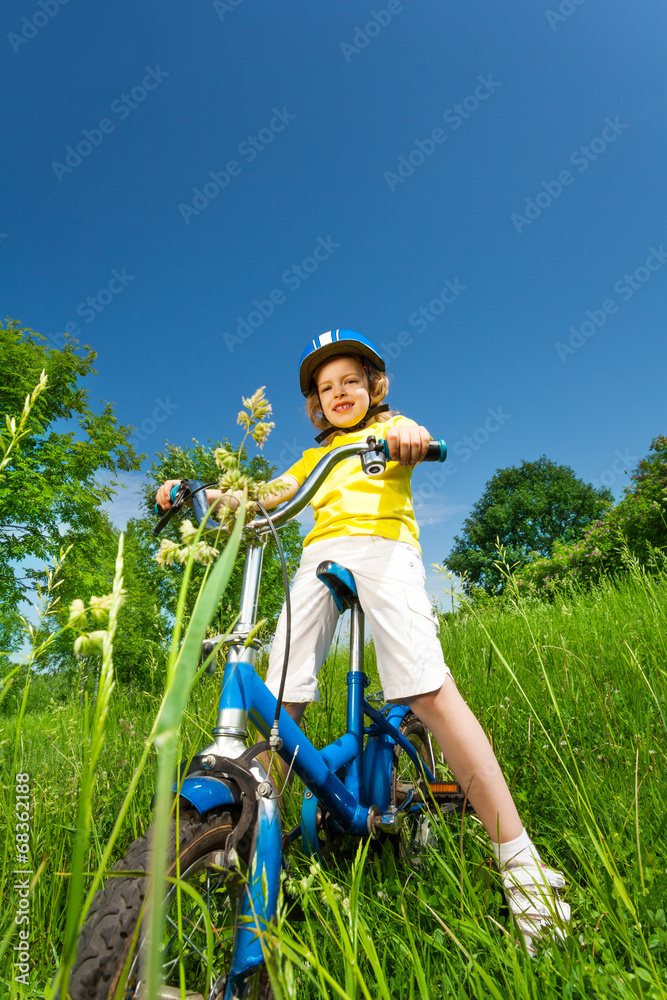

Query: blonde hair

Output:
[305, 355, 395, 442]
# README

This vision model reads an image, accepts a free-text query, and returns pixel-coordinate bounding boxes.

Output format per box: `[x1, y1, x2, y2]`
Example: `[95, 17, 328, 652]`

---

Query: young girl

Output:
[156, 329, 570, 951]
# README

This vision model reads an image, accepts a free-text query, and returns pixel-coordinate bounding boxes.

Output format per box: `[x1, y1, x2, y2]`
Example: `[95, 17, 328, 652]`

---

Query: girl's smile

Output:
[315, 356, 370, 429]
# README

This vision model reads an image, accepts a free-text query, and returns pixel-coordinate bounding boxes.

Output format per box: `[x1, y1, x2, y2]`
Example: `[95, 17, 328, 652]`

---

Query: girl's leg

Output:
[406, 677, 570, 949]
[285, 702, 308, 725]
[264, 541, 339, 705]
[406, 675, 522, 842]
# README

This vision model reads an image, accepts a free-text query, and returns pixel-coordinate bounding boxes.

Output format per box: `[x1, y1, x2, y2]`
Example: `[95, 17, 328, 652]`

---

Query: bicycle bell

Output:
[361, 437, 387, 476]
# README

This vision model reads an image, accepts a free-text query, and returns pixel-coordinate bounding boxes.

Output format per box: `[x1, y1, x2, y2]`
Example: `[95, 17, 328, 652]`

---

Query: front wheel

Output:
[67, 804, 271, 1000]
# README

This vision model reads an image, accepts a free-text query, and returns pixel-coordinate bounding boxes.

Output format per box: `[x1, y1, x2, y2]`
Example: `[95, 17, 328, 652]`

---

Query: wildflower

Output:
[179, 519, 198, 546]
[219, 469, 250, 493]
[89, 592, 124, 621]
[74, 630, 107, 656]
[242, 386, 273, 421]
[214, 446, 237, 470]
[252, 421, 275, 449]
[192, 540, 220, 566]
[156, 538, 186, 567]
[68, 598, 87, 628]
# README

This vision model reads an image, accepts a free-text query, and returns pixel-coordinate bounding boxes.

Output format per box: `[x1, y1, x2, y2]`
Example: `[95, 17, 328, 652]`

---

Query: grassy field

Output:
[1, 564, 666, 999]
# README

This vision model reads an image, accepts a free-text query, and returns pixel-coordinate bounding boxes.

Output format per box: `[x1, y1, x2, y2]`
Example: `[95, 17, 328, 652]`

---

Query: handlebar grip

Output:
[424, 439, 447, 462]
[380, 438, 447, 463]
[154, 483, 182, 515]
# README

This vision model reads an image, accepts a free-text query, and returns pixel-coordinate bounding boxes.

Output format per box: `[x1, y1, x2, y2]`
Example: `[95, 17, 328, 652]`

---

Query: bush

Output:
[518, 435, 667, 595]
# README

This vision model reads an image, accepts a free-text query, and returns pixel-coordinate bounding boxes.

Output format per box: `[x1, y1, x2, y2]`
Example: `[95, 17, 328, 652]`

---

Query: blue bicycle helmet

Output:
[299, 329, 385, 397]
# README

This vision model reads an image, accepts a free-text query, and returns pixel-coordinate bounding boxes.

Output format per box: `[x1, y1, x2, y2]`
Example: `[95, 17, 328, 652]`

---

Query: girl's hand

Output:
[385, 424, 431, 467]
[155, 479, 183, 510]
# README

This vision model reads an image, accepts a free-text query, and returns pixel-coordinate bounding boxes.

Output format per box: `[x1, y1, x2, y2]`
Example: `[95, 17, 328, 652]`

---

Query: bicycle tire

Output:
[391, 712, 440, 859]
[67, 803, 272, 1000]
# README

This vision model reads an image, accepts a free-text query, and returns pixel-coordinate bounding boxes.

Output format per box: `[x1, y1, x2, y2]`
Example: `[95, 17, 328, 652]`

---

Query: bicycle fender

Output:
[176, 774, 242, 813]
[361, 703, 411, 809]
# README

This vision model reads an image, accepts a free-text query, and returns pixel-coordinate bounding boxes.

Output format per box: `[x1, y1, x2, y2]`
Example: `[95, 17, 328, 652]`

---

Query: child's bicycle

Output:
[69, 434, 469, 1000]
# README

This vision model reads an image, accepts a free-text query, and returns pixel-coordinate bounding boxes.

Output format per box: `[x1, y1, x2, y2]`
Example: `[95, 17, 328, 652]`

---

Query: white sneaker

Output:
[501, 860, 571, 953]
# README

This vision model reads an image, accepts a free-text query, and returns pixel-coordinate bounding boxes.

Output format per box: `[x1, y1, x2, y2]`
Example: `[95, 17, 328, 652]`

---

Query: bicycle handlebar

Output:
[154, 436, 447, 537]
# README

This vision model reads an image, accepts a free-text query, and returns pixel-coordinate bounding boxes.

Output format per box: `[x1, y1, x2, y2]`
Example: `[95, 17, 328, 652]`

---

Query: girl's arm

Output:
[154, 475, 300, 513]
[205, 475, 300, 514]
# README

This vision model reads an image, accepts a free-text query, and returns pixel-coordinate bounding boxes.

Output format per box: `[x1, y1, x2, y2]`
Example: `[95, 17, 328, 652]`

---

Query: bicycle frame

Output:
[167, 438, 444, 995]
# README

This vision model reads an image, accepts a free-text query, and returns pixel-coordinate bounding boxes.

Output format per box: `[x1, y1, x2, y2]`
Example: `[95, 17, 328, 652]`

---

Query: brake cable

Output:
[255, 500, 292, 753]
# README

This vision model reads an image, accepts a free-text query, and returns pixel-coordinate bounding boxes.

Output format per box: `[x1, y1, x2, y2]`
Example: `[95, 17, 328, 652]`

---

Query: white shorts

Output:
[265, 535, 450, 703]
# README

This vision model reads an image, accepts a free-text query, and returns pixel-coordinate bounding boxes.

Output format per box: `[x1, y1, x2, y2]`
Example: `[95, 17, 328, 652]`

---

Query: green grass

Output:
[2, 566, 666, 998]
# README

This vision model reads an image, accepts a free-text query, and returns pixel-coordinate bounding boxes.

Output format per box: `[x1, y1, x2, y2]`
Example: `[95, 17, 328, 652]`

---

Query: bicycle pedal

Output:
[425, 781, 473, 811]
[428, 781, 461, 795]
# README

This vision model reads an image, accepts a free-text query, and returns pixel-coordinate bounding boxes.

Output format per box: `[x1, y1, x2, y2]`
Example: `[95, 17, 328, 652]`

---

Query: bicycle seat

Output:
[316, 561, 360, 613]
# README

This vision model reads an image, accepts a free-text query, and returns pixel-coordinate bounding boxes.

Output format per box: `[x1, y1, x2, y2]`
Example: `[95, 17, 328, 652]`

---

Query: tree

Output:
[44, 516, 169, 691]
[0, 320, 141, 651]
[445, 456, 613, 594]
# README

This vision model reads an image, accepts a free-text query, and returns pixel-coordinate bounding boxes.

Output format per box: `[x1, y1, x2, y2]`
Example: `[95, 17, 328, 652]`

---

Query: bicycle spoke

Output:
[158, 862, 238, 989]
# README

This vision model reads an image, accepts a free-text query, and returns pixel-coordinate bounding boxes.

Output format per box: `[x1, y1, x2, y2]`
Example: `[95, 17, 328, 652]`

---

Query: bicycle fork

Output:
[225, 770, 281, 999]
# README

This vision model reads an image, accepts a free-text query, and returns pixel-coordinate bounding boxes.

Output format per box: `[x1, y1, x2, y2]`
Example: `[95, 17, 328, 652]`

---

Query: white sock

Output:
[491, 828, 542, 869]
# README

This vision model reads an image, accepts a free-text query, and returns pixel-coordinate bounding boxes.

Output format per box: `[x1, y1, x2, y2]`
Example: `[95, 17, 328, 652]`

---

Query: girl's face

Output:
[315, 355, 370, 429]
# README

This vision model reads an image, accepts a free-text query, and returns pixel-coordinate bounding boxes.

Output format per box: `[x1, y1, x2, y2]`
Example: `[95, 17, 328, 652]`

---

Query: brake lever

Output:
[152, 481, 192, 537]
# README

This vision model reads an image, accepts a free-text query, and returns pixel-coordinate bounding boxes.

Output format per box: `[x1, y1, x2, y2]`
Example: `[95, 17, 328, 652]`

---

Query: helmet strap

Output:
[314, 403, 391, 444]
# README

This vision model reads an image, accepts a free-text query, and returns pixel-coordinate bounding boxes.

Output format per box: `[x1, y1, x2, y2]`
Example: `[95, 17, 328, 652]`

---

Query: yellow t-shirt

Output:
[285, 414, 420, 552]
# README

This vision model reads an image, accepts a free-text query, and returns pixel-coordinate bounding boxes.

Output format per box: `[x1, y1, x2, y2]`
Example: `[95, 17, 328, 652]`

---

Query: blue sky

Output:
[2, 0, 666, 596]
